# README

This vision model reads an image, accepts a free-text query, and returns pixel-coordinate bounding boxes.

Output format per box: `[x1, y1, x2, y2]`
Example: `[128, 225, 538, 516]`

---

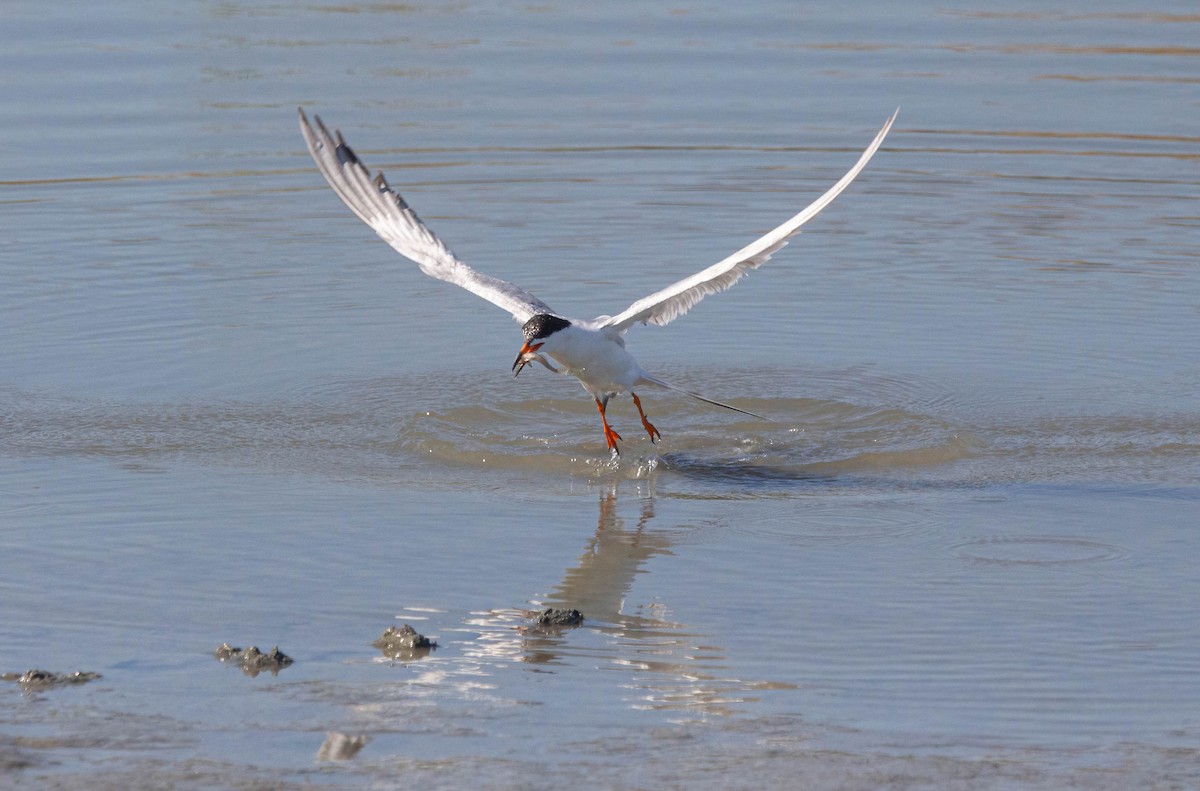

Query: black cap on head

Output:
[522, 314, 571, 343]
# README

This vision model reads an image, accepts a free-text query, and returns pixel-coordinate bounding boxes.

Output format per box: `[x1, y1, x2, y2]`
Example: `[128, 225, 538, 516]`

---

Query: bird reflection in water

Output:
[514, 485, 794, 716]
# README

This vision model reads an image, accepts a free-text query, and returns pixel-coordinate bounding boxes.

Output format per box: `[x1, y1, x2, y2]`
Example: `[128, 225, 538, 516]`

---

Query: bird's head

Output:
[513, 314, 571, 377]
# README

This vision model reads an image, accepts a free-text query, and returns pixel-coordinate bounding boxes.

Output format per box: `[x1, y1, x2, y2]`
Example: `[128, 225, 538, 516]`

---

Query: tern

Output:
[299, 108, 897, 454]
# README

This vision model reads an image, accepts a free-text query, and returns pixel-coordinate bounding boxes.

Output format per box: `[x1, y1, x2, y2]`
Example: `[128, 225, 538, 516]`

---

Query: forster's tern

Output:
[299, 108, 897, 453]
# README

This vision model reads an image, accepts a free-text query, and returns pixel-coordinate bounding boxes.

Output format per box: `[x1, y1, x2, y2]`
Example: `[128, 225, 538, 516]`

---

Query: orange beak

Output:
[512, 341, 543, 377]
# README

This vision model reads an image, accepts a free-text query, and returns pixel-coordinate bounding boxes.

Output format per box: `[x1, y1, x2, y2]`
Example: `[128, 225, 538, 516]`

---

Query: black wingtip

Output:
[335, 137, 359, 167]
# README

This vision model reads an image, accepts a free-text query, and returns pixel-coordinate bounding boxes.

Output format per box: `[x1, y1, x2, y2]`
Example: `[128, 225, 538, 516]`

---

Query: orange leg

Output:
[631, 392, 661, 443]
[595, 397, 622, 453]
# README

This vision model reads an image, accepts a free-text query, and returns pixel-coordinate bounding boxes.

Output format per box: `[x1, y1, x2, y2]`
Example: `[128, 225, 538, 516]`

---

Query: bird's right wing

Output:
[299, 109, 559, 325]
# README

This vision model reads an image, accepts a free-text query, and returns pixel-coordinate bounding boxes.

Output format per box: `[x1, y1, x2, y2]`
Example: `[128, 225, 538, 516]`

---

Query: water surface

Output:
[2, 1, 1198, 788]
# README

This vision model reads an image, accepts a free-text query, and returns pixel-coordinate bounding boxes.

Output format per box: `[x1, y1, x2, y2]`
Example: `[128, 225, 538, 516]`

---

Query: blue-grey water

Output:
[2, 1, 1198, 788]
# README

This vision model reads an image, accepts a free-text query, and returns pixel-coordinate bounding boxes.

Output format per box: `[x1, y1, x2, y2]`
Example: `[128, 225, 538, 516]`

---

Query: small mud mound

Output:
[213, 644, 294, 677]
[373, 625, 437, 660]
[2, 669, 101, 690]
[534, 608, 584, 627]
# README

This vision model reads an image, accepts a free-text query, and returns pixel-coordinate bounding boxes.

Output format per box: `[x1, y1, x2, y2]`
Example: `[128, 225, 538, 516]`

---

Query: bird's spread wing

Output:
[593, 109, 898, 334]
[298, 108, 559, 325]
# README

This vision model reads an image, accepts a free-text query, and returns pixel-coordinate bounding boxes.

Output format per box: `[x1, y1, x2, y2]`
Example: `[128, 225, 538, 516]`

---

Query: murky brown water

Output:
[2, 1, 1198, 788]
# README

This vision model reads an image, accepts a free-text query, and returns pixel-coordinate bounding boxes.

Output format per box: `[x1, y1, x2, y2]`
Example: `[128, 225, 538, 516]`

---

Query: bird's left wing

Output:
[299, 108, 559, 325]
[592, 109, 897, 334]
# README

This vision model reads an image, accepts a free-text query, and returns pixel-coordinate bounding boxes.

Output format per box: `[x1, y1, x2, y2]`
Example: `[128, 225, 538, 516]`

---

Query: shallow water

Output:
[2, 1, 1199, 788]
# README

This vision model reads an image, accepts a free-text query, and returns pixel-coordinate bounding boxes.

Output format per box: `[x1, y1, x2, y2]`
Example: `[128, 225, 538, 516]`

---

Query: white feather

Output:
[298, 108, 559, 325]
[591, 108, 898, 333]
[299, 108, 897, 448]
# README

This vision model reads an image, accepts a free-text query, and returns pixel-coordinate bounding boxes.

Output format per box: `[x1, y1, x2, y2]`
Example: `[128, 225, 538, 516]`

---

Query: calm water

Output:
[2, 1, 1199, 788]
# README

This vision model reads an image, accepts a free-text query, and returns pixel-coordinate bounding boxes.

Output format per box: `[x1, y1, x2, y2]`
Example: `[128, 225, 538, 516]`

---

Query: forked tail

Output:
[638, 374, 770, 420]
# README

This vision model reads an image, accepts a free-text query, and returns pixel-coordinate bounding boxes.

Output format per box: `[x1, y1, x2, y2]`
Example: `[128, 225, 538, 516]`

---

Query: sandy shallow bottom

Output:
[3, 688, 1198, 790]
[2, 387, 1197, 790]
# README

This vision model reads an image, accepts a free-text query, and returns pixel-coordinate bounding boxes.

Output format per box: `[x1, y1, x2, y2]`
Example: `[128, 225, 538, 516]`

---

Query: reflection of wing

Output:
[545, 489, 662, 622]
[532, 489, 780, 716]
[594, 109, 898, 334]
[298, 108, 560, 325]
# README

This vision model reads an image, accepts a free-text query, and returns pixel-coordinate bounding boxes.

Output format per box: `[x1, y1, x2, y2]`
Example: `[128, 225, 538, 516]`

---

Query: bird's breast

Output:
[544, 328, 642, 394]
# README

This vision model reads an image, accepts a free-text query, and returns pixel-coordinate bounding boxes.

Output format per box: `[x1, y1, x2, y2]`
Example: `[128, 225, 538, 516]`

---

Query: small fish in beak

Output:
[512, 342, 558, 377]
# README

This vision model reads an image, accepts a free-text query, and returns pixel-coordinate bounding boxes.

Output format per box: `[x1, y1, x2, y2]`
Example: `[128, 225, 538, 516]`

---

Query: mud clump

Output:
[1, 669, 101, 690]
[535, 608, 584, 627]
[213, 644, 294, 677]
[373, 624, 437, 660]
[518, 608, 584, 638]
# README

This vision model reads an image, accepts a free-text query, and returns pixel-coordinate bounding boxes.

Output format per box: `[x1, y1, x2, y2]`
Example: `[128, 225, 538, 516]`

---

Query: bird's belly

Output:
[546, 336, 641, 396]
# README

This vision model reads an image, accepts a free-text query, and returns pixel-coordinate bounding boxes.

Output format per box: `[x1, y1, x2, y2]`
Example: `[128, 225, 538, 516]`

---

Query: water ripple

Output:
[951, 536, 1129, 567]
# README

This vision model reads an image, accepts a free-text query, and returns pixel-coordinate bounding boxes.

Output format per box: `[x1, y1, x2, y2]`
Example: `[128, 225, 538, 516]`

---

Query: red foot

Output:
[631, 393, 661, 444]
[596, 398, 622, 454]
[602, 423, 623, 453]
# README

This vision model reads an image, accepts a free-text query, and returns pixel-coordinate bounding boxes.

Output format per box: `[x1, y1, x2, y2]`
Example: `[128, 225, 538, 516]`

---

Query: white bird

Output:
[298, 108, 897, 453]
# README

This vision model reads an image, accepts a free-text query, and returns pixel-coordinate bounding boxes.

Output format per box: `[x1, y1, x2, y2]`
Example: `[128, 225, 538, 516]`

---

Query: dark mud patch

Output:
[535, 607, 584, 627]
[212, 644, 293, 677]
[0, 735, 39, 771]
[519, 607, 584, 634]
[373, 624, 437, 660]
